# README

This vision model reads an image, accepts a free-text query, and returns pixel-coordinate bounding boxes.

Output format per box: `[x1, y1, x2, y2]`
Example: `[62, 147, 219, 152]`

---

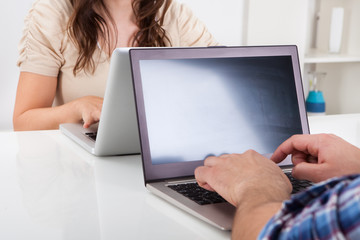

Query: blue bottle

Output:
[306, 90, 325, 115]
[306, 72, 326, 115]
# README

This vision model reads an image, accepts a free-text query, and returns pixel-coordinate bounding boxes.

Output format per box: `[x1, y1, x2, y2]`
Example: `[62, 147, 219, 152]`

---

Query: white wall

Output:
[0, 0, 244, 131]
[246, 0, 310, 67]
[245, 0, 311, 96]
[177, 0, 245, 46]
[0, 0, 34, 131]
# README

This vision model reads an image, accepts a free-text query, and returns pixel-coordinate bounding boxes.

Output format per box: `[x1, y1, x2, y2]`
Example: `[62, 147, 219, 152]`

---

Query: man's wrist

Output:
[233, 181, 291, 208]
[232, 199, 284, 239]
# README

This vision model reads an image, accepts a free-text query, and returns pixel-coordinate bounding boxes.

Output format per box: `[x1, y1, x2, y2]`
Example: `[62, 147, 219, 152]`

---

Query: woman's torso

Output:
[18, 0, 219, 106]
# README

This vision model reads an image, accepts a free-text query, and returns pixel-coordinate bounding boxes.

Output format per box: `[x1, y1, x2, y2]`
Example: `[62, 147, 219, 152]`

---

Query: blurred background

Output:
[1, 0, 359, 130]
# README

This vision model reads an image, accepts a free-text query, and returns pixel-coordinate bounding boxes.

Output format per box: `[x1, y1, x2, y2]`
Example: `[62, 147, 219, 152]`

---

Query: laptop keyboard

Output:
[285, 172, 313, 194]
[168, 182, 226, 205]
[85, 132, 97, 141]
[168, 173, 313, 205]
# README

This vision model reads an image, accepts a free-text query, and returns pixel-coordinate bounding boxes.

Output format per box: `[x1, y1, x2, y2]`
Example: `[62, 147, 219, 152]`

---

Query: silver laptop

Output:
[129, 46, 310, 230]
[60, 48, 140, 156]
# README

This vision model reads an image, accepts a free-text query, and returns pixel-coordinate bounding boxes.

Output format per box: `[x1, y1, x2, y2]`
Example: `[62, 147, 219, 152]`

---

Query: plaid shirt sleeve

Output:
[258, 174, 360, 240]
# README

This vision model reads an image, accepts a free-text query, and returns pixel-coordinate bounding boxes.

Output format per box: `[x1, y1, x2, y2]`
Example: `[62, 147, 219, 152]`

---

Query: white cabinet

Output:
[244, 0, 360, 114]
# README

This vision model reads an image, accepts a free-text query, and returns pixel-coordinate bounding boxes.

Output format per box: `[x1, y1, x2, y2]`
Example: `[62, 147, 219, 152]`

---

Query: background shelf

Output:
[305, 49, 360, 63]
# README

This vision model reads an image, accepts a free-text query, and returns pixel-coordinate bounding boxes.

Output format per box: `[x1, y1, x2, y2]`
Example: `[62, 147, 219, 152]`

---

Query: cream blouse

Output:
[17, 0, 219, 106]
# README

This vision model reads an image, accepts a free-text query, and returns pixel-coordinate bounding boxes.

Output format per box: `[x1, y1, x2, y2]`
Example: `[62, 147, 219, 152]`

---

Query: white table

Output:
[308, 113, 360, 147]
[0, 131, 231, 240]
[1, 114, 360, 240]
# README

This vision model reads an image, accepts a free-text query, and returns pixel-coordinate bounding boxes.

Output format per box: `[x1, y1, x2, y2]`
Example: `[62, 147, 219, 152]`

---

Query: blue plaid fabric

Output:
[258, 175, 360, 240]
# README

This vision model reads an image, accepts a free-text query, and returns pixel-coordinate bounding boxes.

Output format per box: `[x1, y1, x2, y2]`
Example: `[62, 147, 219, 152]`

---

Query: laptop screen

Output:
[130, 46, 309, 181]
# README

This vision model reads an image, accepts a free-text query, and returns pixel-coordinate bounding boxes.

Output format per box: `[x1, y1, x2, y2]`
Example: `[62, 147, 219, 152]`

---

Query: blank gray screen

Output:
[139, 56, 302, 165]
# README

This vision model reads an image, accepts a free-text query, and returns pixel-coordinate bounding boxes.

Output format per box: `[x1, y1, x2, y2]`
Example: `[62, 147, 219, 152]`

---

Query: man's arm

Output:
[259, 175, 360, 239]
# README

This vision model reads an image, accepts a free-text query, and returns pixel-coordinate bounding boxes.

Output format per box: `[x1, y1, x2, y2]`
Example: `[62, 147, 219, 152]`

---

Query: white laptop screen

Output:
[130, 46, 309, 181]
[140, 56, 301, 164]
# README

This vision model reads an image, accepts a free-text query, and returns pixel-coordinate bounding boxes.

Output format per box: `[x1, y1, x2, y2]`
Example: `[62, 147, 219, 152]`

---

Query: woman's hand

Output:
[70, 96, 103, 128]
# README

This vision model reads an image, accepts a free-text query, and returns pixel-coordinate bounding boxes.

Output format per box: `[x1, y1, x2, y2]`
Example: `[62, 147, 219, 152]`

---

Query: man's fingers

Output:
[292, 152, 311, 165]
[271, 134, 318, 163]
[204, 155, 221, 167]
[197, 155, 228, 191]
[292, 162, 328, 183]
[271, 135, 305, 162]
[194, 166, 215, 191]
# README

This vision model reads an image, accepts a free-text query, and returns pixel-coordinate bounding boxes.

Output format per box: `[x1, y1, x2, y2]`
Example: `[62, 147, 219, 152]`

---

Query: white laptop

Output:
[129, 46, 311, 230]
[60, 48, 140, 156]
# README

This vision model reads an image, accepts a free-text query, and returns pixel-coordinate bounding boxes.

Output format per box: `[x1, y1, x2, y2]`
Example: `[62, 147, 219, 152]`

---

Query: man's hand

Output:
[271, 134, 360, 182]
[195, 150, 292, 239]
[195, 150, 292, 207]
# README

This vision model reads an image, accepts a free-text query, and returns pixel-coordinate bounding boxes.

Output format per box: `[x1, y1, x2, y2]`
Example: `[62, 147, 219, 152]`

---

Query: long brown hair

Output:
[67, 0, 172, 75]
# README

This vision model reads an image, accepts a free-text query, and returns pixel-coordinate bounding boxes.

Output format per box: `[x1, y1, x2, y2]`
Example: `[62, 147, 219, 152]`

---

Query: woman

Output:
[13, 0, 218, 131]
